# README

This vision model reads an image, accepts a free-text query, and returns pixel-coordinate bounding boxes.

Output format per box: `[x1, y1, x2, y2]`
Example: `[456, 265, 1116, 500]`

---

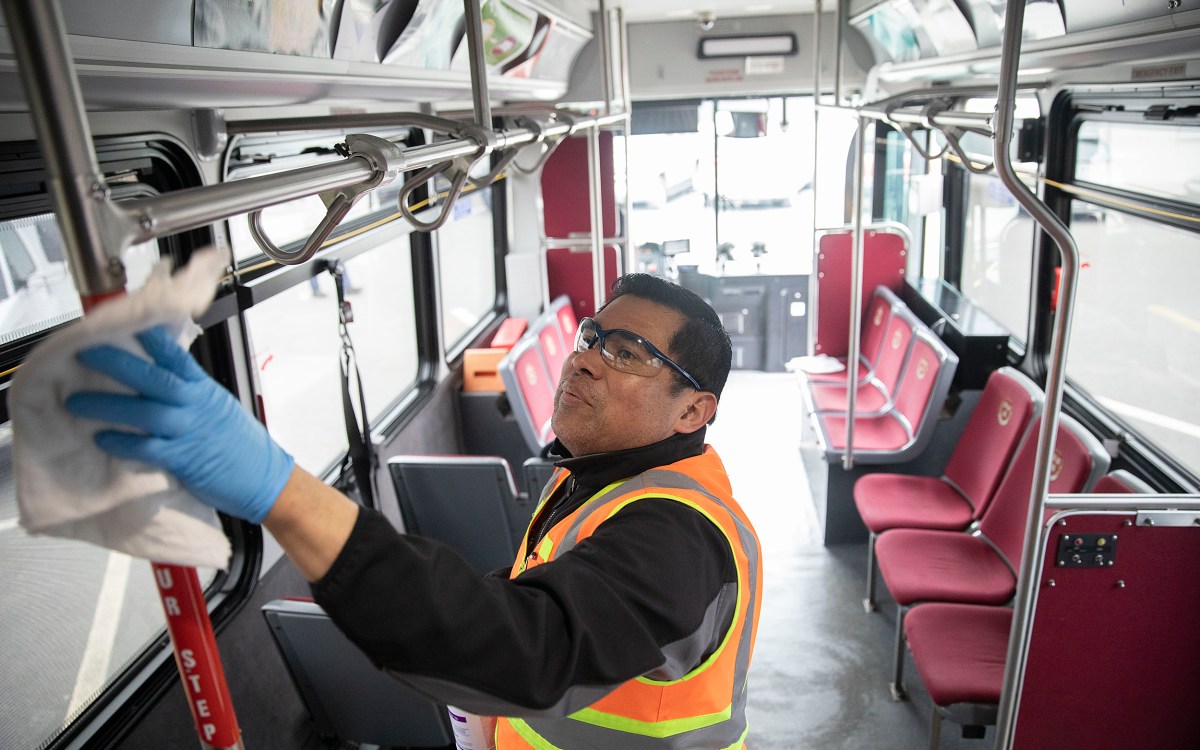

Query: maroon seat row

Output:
[799, 285, 959, 464]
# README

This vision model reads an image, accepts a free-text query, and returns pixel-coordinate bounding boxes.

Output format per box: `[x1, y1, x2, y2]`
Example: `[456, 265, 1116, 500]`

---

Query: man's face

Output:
[551, 295, 696, 456]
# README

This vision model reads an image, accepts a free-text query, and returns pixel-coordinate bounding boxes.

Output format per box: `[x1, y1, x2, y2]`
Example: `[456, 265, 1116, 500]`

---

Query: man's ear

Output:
[674, 391, 718, 434]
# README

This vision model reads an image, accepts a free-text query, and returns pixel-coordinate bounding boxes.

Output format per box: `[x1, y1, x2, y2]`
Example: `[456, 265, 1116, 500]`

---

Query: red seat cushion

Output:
[855, 474, 974, 533]
[905, 603, 1011, 706]
[820, 412, 909, 453]
[808, 380, 890, 413]
[875, 528, 1016, 606]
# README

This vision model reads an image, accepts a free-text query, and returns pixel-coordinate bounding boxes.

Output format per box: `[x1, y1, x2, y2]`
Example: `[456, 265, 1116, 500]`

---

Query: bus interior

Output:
[0, 0, 1198, 749]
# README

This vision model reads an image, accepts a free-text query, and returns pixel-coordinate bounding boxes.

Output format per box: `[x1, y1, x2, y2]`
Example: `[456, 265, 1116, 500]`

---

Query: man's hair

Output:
[600, 273, 733, 404]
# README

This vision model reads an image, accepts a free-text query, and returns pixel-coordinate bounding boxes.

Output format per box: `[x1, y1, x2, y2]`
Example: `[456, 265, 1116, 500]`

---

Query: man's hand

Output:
[66, 326, 294, 524]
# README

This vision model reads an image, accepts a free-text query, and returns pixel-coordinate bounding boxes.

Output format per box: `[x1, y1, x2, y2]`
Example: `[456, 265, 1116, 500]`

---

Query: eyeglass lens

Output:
[577, 319, 662, 377]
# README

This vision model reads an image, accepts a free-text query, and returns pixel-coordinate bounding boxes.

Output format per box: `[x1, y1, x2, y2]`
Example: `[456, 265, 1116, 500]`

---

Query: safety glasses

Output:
[573, 317, 702, 391]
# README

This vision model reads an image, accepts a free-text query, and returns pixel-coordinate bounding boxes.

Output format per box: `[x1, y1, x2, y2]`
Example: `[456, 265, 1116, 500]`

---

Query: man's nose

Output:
[568, 345, 603, 378]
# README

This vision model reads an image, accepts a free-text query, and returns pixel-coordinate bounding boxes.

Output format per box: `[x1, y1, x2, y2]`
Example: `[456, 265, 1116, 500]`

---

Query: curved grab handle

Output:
[512, 111, 577, 175]
[942, 126, 995, 174]
[247, 134, 405, 265]
[470, 116, 547, 186]
[248, 193, 354, 265]
[896, 123, 950, 161]
[395, 117, 497, 232]
[396, 159, 475, 232]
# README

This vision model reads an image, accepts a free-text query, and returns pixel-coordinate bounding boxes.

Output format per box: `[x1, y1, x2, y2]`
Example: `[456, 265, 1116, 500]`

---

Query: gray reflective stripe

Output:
[649, 581, 738, 681]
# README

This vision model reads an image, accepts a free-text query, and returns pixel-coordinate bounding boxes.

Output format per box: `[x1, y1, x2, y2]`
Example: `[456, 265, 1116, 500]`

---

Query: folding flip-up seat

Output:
[874, 413, 1108, 699]
[855, 367, 1043, 611]
[904, 602, 1010, 749]
[498, 333, 557, 455]
[262, 599, 453, 748]
[389, 455, 531, 575]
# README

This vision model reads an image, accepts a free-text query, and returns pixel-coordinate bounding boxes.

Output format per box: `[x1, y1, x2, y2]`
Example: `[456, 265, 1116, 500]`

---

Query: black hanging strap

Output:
[327, 259, 377, 509]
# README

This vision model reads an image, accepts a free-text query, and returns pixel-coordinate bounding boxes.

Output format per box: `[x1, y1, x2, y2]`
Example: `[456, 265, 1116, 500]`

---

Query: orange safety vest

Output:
[495, 446, 762, 750]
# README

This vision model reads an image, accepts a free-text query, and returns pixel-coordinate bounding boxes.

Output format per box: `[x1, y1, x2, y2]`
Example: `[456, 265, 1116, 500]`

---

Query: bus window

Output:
[0, 423, 217, 749]
[878, 125, 929, 277]
[0, 212, 211, 747]
[245, 233, 417, 475]
[1075, 120, 1200, 206]
[0, 214, 160, 347]
[1066, 204, 1200, 476]
[435, 188, 498, 352]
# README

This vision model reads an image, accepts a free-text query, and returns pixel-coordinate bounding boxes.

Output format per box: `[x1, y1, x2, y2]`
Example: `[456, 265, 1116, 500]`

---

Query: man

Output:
[67, 273, 762, 749]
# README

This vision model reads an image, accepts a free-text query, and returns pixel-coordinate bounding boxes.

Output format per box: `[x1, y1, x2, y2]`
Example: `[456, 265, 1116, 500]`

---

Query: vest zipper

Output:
[532, 476, 576, 550]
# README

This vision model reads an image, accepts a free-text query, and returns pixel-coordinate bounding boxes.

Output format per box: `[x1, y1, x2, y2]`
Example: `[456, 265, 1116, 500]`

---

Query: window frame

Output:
[1052, 88, 1200, 493]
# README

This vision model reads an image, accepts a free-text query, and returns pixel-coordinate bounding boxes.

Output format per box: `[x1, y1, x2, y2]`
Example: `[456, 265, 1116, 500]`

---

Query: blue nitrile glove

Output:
[65, 325, 294, 524]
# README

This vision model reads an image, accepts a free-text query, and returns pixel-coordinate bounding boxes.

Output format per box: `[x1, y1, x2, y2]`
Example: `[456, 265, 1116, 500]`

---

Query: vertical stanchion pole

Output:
[587, 126, 606, 314]
[842, 114, 867, 470]
[808, 0, 823, 354]
[5, 2, 244, 746]
[463, 0, 492, 129]
[834, 0, 847, 106]
[992, 0, 1081, 744]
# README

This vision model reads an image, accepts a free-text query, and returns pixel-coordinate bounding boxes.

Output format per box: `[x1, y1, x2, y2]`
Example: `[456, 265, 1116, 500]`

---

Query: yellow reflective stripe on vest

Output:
[507, 718, 563, 750]
[508, 713, 749, 748]
[570, 701, 733, 738]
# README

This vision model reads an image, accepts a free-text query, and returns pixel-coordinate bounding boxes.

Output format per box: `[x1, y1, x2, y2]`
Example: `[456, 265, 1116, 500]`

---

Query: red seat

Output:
[855, 367, 1043, 610]
[498, 335, 556, 454]
[904, 602, 1010, 745]
[874, 414, 1108, 699]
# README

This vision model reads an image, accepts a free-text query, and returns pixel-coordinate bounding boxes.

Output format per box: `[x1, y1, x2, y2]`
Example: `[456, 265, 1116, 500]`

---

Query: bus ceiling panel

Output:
[623, 13, 872, 101]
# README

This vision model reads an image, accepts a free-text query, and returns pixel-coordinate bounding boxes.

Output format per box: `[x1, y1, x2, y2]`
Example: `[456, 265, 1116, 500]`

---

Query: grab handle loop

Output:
[396, 118, 497, 232]
[942, 126, 995, 174]
[248, 134, 405, 265]
[512, 110, 577, 175]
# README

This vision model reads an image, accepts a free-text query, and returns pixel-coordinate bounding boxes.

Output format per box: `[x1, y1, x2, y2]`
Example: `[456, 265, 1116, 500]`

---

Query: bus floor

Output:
[708, 371, 992, 750]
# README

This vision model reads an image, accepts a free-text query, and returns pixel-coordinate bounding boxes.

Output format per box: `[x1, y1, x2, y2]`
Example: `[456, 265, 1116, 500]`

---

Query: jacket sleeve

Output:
[311, 501, 733, 717]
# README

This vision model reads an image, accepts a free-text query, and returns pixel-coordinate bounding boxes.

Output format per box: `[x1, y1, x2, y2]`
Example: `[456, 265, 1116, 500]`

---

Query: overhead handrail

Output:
[991, 0, 1083, 745]
[247, 134, 406, 265]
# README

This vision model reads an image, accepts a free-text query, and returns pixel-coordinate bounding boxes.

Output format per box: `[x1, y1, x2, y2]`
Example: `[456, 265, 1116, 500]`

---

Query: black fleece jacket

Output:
[312, 429, 735, 715]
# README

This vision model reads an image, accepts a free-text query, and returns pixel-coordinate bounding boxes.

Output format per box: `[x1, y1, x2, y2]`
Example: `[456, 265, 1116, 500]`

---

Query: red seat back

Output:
[943, 367, 1042, 518]
[859, 289, 894, 371]
[979, 414, 1108, 569]
[891, 330, 945, 435]
[813, 226, 908, 357]
[870, 310, 914, 395]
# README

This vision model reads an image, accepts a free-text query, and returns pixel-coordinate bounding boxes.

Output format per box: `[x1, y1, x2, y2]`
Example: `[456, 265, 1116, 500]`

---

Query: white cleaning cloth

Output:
[12, 247, 232, 569]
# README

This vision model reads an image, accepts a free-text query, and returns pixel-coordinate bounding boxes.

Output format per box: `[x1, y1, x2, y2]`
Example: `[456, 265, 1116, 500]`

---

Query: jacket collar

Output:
[549, 429, 707, 494]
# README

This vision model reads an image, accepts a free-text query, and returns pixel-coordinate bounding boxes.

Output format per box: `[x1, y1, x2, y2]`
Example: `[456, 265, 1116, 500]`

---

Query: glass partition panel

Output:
[958, 171, 1036, 339]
